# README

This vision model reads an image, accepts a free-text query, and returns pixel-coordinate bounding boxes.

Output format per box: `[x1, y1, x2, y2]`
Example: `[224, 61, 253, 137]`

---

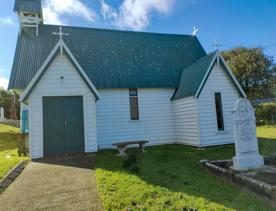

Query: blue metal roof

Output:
[14, 0, 42, 14]
[9, 25, 207, 91]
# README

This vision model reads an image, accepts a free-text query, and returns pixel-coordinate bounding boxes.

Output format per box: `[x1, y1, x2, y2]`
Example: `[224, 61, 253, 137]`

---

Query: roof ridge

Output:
[171, 51, 217, 100]
[195, 50, 217, 62]
[182, 51, 217, 70]
[40, 24, 197, 38]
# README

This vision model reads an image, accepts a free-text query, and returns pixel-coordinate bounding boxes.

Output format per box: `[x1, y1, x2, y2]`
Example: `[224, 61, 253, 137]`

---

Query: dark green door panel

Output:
[64, 96, 84, 153]
[43, 97, 65, 156]
[43, 96, 84, 156]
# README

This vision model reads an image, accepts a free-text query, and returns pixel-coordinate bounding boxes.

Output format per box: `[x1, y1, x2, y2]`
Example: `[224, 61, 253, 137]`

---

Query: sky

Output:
[0, 0, 276, 90]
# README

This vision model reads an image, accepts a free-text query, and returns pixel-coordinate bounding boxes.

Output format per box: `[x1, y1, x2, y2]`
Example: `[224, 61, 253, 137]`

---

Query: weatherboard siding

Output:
[96, 88, 176, 148]
[197, 63, 240, 146]
[27, 54, 97, 158]
[172, 96, 200, 146]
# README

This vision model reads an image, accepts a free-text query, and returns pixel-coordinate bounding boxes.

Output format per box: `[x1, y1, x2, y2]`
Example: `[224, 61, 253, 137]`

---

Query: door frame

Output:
[41, 92, 87, 156]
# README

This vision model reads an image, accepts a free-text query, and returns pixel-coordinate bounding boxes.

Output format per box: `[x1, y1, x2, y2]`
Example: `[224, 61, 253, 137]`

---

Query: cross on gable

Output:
[52, 26, 69, 56]
[213, 39, 222, 50]
[192, 26, 199, 36]
[212, 39, 223, 67]
[53, 26, 69, 40]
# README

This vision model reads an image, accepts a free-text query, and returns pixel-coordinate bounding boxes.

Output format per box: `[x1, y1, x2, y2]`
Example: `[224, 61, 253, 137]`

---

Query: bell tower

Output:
[14, 0, 43, 36]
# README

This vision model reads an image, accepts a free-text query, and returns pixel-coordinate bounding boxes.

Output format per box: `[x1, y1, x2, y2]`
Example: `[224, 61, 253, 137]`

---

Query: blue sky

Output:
[0, 0, 276, 89]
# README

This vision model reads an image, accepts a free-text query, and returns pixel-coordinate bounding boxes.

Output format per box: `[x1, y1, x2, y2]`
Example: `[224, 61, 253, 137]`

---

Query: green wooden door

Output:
[43, 96, 84, 156]
[43, 97, 65, 155]
[64, 96, 84, 153]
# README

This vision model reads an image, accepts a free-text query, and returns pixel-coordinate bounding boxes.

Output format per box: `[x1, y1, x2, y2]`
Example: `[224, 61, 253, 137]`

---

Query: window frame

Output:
[214, 92, 225, 131]
[129, 88, 139, 120]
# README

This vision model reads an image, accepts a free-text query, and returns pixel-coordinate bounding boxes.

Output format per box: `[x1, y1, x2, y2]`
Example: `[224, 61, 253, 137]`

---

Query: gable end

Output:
[195, 54, 246, 98]
[20, 40, 100, 102]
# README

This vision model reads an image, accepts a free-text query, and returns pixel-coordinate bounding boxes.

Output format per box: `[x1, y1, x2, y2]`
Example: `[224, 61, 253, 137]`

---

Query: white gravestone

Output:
[0, 107, 4, 121]
[231, 99, 264, 170]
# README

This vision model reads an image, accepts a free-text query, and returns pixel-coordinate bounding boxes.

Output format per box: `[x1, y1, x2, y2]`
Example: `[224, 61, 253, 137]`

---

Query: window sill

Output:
[215, 130, 228, 135]
[128, 120, 141, 123]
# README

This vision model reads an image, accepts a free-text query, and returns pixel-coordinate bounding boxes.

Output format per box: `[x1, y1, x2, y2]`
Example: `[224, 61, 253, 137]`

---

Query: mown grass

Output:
[96, 126, 276, 210]
[257, 125, 276, 140]
[0, 124, 28, 179]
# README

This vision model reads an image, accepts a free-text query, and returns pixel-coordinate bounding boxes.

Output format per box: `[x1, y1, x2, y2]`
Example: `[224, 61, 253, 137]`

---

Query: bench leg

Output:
[139, 143, 146, 153]
[117, 145, 127, 156]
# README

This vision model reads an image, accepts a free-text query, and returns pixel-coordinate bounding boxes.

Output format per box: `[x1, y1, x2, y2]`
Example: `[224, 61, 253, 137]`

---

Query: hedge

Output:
[255, 102, 276, 125]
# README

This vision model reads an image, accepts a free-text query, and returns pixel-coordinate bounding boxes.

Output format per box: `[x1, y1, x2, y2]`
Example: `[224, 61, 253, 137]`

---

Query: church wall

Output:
[171, 96, 201, 146]
[26, 54, 97, 158]
[96, 88, 176, 148]
[197, 63, 241, 146]
[24, 50, 243, 158]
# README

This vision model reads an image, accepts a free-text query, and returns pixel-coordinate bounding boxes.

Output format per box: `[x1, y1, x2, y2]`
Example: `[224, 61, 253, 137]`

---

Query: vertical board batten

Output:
[197, 63, 240, 146]
[26, 54, 97, 158]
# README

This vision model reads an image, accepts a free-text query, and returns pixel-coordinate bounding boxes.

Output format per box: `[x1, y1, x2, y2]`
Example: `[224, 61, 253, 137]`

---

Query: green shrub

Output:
[255, 102, 276, 125]
[122, 153, 139, 173]
[123, 153, 137, 168]
[128, 163, 139, 174]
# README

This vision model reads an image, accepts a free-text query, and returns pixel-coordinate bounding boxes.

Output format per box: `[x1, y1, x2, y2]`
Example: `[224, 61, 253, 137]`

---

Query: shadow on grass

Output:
[33, 153, 97, 170]
[259, 138, 276, 155]
[96, 142, 275, 210]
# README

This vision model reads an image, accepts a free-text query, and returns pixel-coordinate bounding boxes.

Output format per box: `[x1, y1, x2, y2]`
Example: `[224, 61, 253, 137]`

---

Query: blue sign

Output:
[21, 110, 29, 133]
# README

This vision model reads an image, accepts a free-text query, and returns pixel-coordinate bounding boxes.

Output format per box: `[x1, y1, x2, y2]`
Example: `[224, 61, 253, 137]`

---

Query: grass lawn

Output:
[96, 126, 276, 210]
[257, 125, 276, 139]
[0, 124, 28, 180]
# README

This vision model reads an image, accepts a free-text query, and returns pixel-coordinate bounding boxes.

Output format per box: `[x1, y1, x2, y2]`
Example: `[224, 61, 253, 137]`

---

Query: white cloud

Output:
[43, 0, 96, 25]
[0, 17, 15, 26]
[43, 7, 65, 25]
[101, 0, 117, 20]
[0, 77, 9, 90]
[101, 0, 175, 30]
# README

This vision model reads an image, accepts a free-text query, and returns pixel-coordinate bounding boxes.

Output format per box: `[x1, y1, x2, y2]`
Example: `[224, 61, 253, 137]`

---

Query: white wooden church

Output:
[9, 0, 246, 158]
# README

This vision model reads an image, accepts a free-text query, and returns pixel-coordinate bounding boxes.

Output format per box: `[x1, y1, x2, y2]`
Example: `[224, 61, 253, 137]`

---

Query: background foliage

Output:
[222, 47, 275, 99]
[0, 88, 20, 120]
[255, 102, 276, 125]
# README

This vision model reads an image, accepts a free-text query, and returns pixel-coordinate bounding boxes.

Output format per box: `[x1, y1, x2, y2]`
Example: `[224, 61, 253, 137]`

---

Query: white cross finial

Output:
[192, 26, 199, 36]
[52, 26, 69, 56]
[213, 39, 222, 50]
[53, 26, 69, 40]
[213, 39, 222, 67]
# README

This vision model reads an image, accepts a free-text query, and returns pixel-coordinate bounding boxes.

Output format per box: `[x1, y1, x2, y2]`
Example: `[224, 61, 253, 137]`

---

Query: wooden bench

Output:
[112, 140, 149, 156]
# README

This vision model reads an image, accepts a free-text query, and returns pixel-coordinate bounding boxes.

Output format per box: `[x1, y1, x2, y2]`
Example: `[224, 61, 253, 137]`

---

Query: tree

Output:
[0, 88, 20, 119]
[222, 47, 275, 99]
[270, 66, 276, 97]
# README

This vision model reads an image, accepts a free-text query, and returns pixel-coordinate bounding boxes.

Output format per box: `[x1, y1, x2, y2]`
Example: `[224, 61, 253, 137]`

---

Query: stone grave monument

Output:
[231, 98, 264, 170]
[0, 107, 4, 121]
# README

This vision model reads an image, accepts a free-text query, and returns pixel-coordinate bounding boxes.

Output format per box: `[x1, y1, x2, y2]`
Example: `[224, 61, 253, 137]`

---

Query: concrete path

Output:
[0, 154, 103, 211]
